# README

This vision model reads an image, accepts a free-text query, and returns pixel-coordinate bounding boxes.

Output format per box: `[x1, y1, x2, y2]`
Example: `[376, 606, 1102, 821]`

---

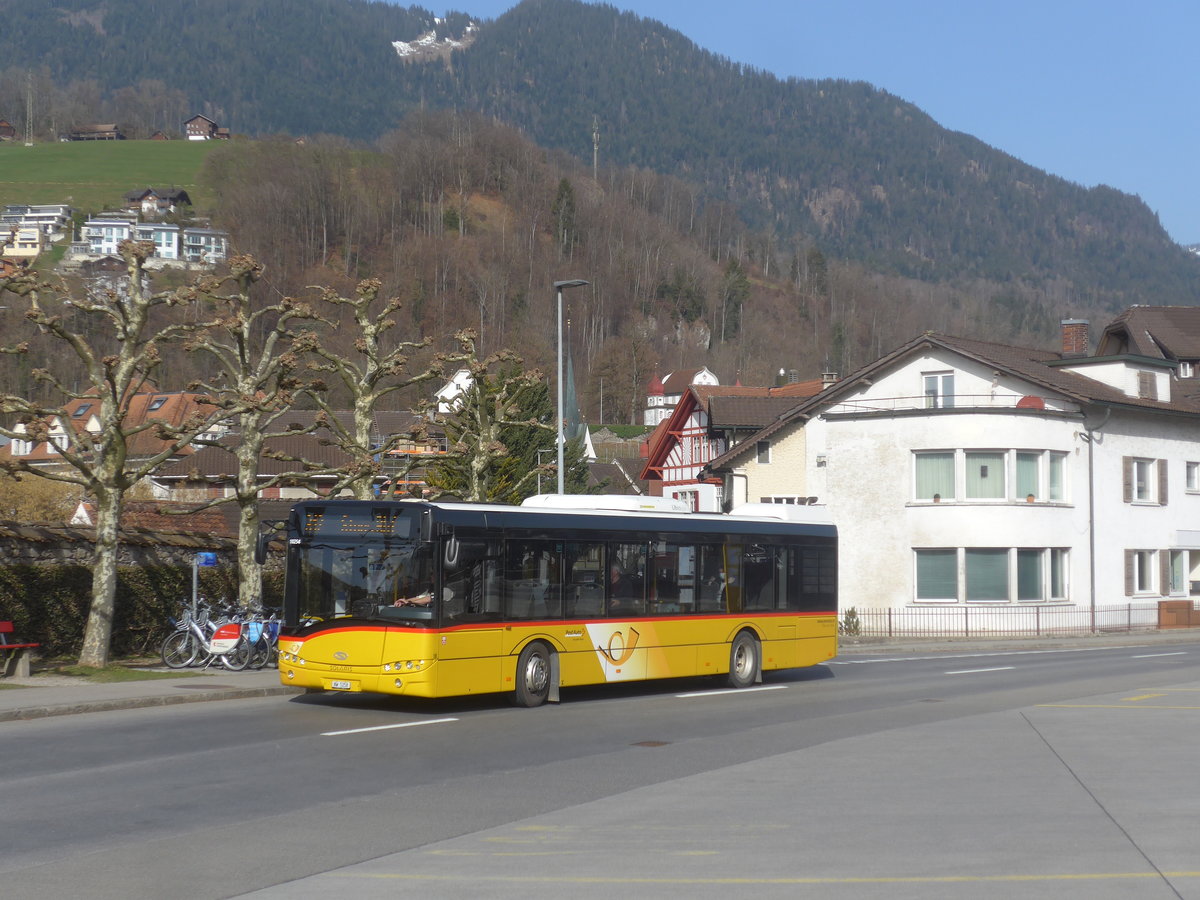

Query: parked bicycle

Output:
[160, 599, 254, 671]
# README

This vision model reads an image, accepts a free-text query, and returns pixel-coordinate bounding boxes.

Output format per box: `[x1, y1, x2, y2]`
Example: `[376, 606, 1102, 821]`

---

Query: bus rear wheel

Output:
[727, 631, 759, 689]
[512, 641, 552, 707]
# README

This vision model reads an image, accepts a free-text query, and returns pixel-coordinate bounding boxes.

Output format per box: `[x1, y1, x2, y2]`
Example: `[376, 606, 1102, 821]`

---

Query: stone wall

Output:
[0, 521, 237, 568]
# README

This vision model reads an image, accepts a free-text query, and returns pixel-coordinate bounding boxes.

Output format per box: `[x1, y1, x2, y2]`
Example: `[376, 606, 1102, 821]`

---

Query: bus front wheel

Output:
[727, 631, 759, 689]
[512, 642, 552, 707]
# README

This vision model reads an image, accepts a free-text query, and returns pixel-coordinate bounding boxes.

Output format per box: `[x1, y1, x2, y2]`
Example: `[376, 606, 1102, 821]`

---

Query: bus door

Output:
[435, 538, 505, 695]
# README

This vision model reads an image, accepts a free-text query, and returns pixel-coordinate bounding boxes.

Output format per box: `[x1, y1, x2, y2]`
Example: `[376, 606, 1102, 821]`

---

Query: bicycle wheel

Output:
[221, 635, 253, 671]
[247, 636, 272, 670]
[161, 630, 200, 669]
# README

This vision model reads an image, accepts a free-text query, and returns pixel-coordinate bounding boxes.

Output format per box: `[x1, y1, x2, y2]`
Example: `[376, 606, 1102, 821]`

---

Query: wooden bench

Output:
[0, 621, 40, 678]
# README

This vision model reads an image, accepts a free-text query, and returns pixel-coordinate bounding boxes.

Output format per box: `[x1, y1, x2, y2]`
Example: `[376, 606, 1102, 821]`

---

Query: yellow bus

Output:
[277, 496, 837, 706]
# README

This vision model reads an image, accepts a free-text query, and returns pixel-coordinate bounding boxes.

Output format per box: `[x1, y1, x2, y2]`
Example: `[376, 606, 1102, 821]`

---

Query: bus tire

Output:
[727, 631, 758, 689]
[512, 641, 552, 707]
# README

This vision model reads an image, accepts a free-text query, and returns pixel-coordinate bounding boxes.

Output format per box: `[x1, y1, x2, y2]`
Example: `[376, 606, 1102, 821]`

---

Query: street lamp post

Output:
[553, 279, 589, 494]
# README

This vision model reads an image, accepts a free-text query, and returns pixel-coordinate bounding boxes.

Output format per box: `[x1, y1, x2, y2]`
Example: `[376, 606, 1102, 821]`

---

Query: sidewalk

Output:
[2, 629, 1197, 723]
[0, 666, 301, 723]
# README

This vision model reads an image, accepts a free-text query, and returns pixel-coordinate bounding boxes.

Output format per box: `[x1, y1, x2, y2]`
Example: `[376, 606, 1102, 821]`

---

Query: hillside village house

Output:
[123, 187, 192, 218]
[703, 314, 1200, 630]
[2, 204, 73, 237]
[643, 366, 719, 426]
[71, 214, 228, 266]
[183, 114, 230, 141]
[1, 226, 44, 261]
[0, 391, 224, 473]
[641, 379, 826, 510]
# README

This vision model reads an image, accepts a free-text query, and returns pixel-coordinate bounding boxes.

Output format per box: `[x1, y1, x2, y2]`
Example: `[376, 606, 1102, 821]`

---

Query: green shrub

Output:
[0, 564, 284, 659]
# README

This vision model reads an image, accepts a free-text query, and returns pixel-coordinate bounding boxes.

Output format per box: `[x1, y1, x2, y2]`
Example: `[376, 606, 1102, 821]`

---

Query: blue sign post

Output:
[193, 552, 218, 612]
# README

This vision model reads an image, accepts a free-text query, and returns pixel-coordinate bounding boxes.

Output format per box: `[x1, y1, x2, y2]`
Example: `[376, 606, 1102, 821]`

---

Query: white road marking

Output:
[322, 717, 458, 736]
[945, 666, 1015, 675]
[675, 685, 788, 698]
[1130, 652, 1187, 659]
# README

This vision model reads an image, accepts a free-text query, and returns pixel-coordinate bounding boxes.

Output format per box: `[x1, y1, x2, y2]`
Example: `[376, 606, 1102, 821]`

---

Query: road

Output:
[3, 640, 1200, 899]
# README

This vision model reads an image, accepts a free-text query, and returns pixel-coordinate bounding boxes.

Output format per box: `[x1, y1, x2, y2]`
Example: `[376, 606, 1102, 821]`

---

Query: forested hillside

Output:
[0, 0, 1196, 376]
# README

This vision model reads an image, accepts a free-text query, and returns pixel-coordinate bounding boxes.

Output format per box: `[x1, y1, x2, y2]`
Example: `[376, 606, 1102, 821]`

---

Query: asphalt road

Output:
[3, 640, 1200, 899]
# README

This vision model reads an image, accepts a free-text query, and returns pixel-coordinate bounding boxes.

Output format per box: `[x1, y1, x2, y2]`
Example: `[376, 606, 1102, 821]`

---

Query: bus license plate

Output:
[330, 680, 352, 690]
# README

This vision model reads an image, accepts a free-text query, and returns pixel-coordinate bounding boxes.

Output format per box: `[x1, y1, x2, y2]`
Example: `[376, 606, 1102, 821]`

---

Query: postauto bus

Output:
[277, 495, 837, 706]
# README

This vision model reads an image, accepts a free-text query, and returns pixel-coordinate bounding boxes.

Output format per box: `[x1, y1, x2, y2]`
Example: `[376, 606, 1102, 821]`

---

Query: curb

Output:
[0, 684, 304, 723]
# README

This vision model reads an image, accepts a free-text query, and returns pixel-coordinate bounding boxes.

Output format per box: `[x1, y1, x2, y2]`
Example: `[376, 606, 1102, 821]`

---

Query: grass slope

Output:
[0, 140, 220, 213]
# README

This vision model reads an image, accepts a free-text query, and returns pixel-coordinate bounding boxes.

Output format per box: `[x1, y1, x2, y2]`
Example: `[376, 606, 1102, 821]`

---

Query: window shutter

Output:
[1160, 551, 1171, 597]
[1124, 550, 1134, 596]
[1158, 459, 1168, 506]
[1122, 457, 1132, 503]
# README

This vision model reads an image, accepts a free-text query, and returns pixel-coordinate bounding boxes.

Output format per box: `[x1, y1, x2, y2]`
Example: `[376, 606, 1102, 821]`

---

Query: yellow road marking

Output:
[1037, 703, 1200, 709]
[1122, 693, 1165, 701]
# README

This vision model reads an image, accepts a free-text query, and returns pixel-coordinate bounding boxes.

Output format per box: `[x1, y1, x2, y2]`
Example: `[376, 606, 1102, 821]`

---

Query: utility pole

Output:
[24, 71, 34, 146]
[592, 115, 600, 181]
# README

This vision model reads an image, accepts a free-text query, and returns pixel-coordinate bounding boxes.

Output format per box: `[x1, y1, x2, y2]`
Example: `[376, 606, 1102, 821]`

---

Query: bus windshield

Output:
[295, 539, 436, 626]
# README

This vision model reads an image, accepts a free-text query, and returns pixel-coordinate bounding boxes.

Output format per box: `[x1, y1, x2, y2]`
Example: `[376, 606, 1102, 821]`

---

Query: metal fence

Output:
[840, 603, 1184, 638]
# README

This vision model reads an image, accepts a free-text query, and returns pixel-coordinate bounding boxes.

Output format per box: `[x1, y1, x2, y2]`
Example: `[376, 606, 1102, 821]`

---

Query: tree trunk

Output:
[78, 488, 122, 667]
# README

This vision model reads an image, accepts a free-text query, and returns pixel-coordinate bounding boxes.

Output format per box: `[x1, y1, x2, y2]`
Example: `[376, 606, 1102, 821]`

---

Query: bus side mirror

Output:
[254, 531, 272, 565]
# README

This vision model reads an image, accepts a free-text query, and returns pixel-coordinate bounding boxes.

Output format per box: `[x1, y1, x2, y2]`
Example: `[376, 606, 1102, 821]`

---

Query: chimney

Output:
[774, 368, 787, 387]
[1061, 319, 1089, 358]
[821, 372, 839, 389]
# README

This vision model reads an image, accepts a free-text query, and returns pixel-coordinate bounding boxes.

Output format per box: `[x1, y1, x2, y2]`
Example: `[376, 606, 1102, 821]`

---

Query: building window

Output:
[1124, 457, 1165, 505]
[965, 451, 1006, 500]
[923, 371, 955, 409]
[915, 452, 955, 501]
[756, 441, 771, 464]
[1048, 453, 1066, 501]
[1187, 462, 1199, 493]
[1170, 550, 1187, 595]
[916, 548, 1068, 603]
[915, 549, 957, 601]
[1127, 550, 1155, 594]
[1179, 362, 1195, 379]
[965, 549, 1008, 601]
[147, 396, 168, 411]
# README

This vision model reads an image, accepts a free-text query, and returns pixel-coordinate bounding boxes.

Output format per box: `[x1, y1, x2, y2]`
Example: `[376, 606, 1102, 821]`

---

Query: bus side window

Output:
[743, 545, 777, 611]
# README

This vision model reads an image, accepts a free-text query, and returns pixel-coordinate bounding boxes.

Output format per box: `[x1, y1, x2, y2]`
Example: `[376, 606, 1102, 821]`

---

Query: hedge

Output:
[0, 565, 284, 659]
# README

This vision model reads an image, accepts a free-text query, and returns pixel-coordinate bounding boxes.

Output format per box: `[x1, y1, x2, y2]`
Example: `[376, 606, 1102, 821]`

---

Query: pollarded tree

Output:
[0, 242, 251, 667]
[175, 255, 328, 611]
[304, 278, 464, 499]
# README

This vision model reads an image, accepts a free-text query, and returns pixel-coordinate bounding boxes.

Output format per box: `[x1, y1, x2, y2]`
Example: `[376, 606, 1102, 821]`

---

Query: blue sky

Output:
[429, 0, 1197, 244]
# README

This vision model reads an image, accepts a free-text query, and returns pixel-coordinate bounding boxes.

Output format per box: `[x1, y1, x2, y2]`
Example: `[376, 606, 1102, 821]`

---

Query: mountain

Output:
[0, 0, 1196, 313]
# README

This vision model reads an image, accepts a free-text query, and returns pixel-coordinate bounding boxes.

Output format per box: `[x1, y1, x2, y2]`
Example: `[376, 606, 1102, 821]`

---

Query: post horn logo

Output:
[597, 627, 640, 665]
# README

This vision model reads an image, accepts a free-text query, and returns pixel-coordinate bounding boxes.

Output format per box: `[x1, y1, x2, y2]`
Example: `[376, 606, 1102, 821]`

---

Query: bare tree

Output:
[177, 256, 326, 610]
[0, 242, 246, 667]
[305, 278, 462, 499]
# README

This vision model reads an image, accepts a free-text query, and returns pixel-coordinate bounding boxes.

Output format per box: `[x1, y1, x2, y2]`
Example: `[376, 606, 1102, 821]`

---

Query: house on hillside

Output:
[124, 187, 192, 218]
[643, 367, 719, 426]
[0, 390, 225, 475]
[183, 114, 229, 140]
[0, 119, 16, 141]
[70, 214, 228, 268]
[2, 204, 74, 237]
[642, 379, 828, 511]
[704, 317, 1200, 626]
[1, 226, 44, 261]
[68, 123, 125, 141]
[152, 410, 444, 501]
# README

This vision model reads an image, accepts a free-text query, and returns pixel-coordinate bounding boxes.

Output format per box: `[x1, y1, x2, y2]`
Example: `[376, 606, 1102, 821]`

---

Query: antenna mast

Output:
[24, 71, 33, 145]
[592, 115, 600, 180]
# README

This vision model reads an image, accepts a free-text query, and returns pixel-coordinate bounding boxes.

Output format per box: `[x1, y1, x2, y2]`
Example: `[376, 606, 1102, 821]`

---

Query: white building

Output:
[706, 319, 1200, 625]
[643, 366, 719, 426]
